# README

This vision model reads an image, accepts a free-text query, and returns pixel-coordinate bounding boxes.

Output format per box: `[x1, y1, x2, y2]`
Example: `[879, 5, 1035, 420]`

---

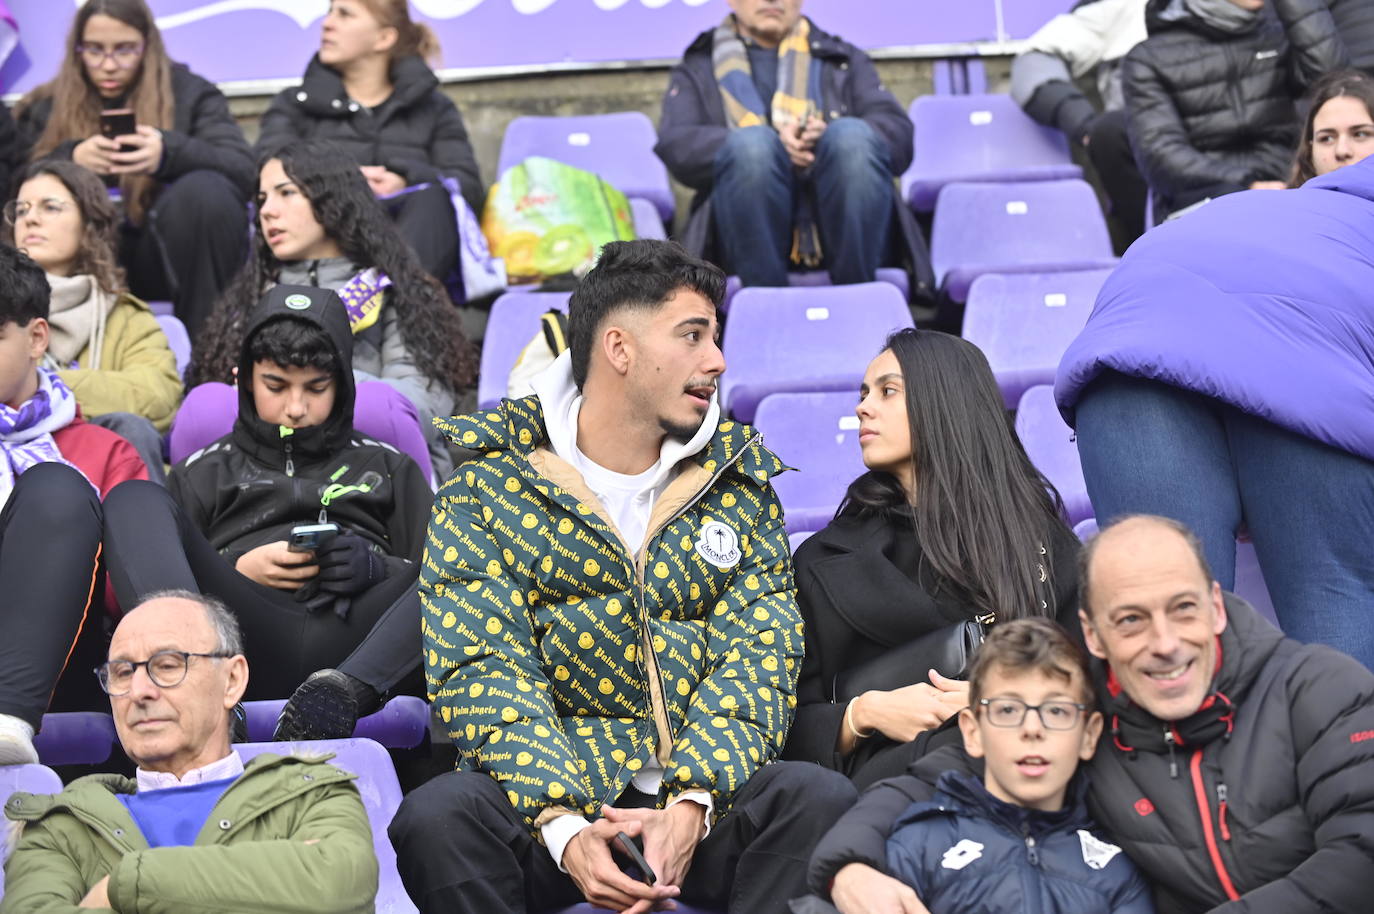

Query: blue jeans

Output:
[711, 119, 893, 287]
[1075, 372, 1374, 669]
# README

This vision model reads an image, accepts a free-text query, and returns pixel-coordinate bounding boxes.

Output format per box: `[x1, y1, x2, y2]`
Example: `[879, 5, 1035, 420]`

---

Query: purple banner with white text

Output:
[2, 0, 1070, 96]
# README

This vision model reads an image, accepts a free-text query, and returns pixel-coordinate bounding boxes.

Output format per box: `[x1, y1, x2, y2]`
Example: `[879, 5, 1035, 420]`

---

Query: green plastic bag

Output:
[482, 156, 637, 283]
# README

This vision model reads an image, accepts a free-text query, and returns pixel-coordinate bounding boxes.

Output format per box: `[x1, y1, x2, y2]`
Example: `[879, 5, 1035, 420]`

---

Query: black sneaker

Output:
[273, 669, 365, 741]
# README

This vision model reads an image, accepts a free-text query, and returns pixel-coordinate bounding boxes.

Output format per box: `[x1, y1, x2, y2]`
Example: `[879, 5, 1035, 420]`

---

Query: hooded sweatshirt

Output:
[166, 284, 432, 568]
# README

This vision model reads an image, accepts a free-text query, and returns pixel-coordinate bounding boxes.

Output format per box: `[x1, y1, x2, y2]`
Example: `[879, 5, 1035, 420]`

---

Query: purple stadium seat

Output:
[962, 269, 1113, 408]
[1014, 385, 1091, 524]
[147, 299, 174, 317]
[238, 738, 415, 913]
[0, 764, 64, 896]
[548, 907, 721, 914]
[754, 392, 865, 533]
[478, 291, 573, 409]
[630, 196, 667, 240]
[719, 283, 913, 423]
[497, 112, 675, 225]
[243, 696, 430, 749]
[1072, 519, 1280, 629]
[789, 530, 814, 552]
[720, 267, 910, 312]
[930, 180, 1117, 303]
[901, 94, 1082, 212]
[155, 313, 191, 377]
[34, 712, 117, 766]
[932, 57, 988, 96]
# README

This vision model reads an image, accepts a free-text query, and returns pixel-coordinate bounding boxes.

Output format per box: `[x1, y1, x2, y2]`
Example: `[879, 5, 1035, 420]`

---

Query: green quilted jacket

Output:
[421, 396, 803, 831]
[0, 752, 377, 914]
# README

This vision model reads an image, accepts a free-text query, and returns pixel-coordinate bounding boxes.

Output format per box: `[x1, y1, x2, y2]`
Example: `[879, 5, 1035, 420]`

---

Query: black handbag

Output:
[829, 543, 1052, 703]
[831, 612, 993, 704]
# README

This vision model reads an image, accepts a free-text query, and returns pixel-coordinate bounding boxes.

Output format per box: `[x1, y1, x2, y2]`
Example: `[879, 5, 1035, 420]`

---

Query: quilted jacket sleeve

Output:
[1270, 0, 1349, 88]
[57, 300, 183, 434]
[1210, 647, 1374, 914]
[664, 486, 804, 814]
[420, 474, 597, 827]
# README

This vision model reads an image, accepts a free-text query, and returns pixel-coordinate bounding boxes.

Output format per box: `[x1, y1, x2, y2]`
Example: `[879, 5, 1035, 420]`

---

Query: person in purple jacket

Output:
[1055, 155, 1374, 669]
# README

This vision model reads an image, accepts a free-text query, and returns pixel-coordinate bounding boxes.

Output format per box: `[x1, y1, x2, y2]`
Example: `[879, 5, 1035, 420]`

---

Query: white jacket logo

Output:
[1078, 830, 1122, 870]
[941, 839, 984, 870]
[695, 521, 741, 569]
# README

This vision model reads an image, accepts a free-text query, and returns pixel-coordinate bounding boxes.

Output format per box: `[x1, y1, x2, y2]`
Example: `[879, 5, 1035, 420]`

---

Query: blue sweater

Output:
[886, 771, 1155, 914]
[117, 777, 236, 848]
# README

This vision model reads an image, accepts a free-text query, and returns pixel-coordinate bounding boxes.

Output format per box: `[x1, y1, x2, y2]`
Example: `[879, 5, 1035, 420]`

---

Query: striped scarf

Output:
[0, 368, 90, 510]
[335, 268, 391, 334]
[712, 14, 825, 266]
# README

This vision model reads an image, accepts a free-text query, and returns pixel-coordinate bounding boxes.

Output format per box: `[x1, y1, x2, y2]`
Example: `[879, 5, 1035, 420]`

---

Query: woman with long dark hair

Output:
[184, 139, 477, 480]
[1289, 69, 1374, 186]
[255, 0, 482, 283]
[6, 159, 181, 480]
[782, 329, 1081, 788]
[14, 0, 254, 337]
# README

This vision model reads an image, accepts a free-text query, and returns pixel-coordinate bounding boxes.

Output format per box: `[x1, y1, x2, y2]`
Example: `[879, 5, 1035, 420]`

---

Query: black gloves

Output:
[295, 531, 385, 619]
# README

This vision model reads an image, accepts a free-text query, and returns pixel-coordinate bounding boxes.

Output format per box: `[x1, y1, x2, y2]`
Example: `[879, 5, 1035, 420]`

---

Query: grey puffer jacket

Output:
[1123, 0, 1346, 213]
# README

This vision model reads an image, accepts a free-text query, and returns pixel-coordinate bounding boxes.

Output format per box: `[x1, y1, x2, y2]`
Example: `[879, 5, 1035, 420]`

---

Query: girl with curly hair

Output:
[14, 0, 254, 338]
[184, 139, 478, 481]
[6, 159, 181, 481]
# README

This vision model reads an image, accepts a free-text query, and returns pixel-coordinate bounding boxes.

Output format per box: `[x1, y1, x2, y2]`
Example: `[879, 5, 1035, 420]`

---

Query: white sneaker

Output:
[0, 714, 38, 766]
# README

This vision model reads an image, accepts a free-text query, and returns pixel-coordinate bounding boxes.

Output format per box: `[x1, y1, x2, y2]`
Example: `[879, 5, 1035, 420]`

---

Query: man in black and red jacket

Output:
[805, 514, 1374, 914]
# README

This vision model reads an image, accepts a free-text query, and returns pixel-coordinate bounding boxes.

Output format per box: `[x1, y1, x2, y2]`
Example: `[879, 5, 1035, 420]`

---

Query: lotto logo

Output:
[940, 839, 985, 871]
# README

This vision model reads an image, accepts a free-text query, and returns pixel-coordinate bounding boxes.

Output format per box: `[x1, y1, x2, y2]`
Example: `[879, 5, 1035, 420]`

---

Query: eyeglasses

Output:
[95, 650, 234, 696]
[4, 199, 73, 225]
[76, 42, 145, 69]
[977, 697, 1090, 730]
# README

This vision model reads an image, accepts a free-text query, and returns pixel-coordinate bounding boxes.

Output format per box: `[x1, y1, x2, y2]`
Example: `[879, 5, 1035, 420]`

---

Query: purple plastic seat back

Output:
[963, 269, 1113, 408]
[1072, 519, 1280, 629]
[147, 300, 174, 317]
[629, 197, 667, 240]
[478, 291, 573, 409]
[155, 313, 191, 377]
[498, 112, 675, 224]
[719, 284, 913, 424]
[238, 738, 415, 913]
[243, 696, 430, 748]
[931, 180, 1117, 303]
[720, 267, 908, 313]
[0, 764, 63, 896]
[548, 906, 721, 914]
[34, 712, 117, 767]
[754, 392, 866, 533]
[901, 94, 1082, 212]
[789, 530, 814, 552]
[1015, 385, 1091, 524]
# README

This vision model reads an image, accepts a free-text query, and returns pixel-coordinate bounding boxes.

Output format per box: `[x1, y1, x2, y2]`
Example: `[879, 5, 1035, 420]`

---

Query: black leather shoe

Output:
[273, 669, 367, 741]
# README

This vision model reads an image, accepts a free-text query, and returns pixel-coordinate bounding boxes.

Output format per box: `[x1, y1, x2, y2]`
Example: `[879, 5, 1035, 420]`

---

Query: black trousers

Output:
[120, 169, 248, 340]
[388, 761, 858, 914]
[101, 480, 422, 700]
[387, 182, 459, 285]
[1086, 110, 1149, 242]
[0, 464, 104, 729]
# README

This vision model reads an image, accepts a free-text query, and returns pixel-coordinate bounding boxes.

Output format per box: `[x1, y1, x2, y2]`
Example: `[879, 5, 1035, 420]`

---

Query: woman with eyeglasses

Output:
[780, 329, 1083, 789]
[5, 159, 181, 482]
[14, 0, 254, 339]
[255, 0, 483, 286]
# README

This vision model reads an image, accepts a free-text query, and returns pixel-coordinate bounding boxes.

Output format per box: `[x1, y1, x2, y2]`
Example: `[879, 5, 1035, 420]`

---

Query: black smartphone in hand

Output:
[614, 831, 656, 886]
[99, 109, 137, 151]
[288, 522, 339, 553]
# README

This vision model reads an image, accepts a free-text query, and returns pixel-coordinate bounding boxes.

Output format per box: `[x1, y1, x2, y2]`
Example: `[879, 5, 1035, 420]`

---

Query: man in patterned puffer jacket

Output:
[390, 240, 857, 914]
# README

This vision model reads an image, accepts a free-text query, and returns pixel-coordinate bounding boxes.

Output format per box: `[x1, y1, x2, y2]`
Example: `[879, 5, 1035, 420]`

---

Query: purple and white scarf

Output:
[0, 368, 88, 510]
[336, 268, 391, 334]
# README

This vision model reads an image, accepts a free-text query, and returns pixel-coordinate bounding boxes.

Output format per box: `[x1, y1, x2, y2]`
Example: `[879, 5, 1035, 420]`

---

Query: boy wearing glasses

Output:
[798, 619, 1153, 913]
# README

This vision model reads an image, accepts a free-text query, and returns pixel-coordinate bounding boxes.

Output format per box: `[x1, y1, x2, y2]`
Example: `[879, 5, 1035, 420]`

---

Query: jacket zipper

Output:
[284, 440, 295, 477]
[1025, 834, 1040, 867]
[628, 432, 763, 772]
[1164, 726, 1178, 778]
[1189, 749, 1240, 901]
[1217, 783, 1231, 841]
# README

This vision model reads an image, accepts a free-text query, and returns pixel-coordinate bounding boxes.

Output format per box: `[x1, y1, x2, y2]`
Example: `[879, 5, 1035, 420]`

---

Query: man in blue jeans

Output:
[656, 0, 914, 288]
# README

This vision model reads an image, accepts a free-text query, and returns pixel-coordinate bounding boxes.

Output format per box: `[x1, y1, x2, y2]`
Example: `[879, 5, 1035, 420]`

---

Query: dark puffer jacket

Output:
[1123, 0, 1345, 212]
[15, 63, 255, 199]
[256, 55, 483, 217]
[1329, 0, 1374, 72]
[806, 597, 1374, 914]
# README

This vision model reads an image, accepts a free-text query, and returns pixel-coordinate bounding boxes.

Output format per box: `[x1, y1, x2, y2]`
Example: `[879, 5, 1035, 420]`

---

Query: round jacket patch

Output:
[695, 521, 741, 569]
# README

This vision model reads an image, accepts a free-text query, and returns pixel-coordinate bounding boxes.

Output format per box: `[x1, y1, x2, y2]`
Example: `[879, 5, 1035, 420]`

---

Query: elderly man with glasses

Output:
[0, 590, 378, 914]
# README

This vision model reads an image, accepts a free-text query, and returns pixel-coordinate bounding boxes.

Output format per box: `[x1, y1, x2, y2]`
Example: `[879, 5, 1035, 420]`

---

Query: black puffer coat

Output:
[256, 54, 483, 217]
[15, 63, 255, 199]
[1123, 0, 1344, 212]
[1326, 0, 1374, 73]
[806, 597, 1374, 914]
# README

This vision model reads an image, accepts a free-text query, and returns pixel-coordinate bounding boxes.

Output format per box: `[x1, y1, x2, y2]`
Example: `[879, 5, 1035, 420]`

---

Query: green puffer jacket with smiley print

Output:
[420, 394, 803, 832]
